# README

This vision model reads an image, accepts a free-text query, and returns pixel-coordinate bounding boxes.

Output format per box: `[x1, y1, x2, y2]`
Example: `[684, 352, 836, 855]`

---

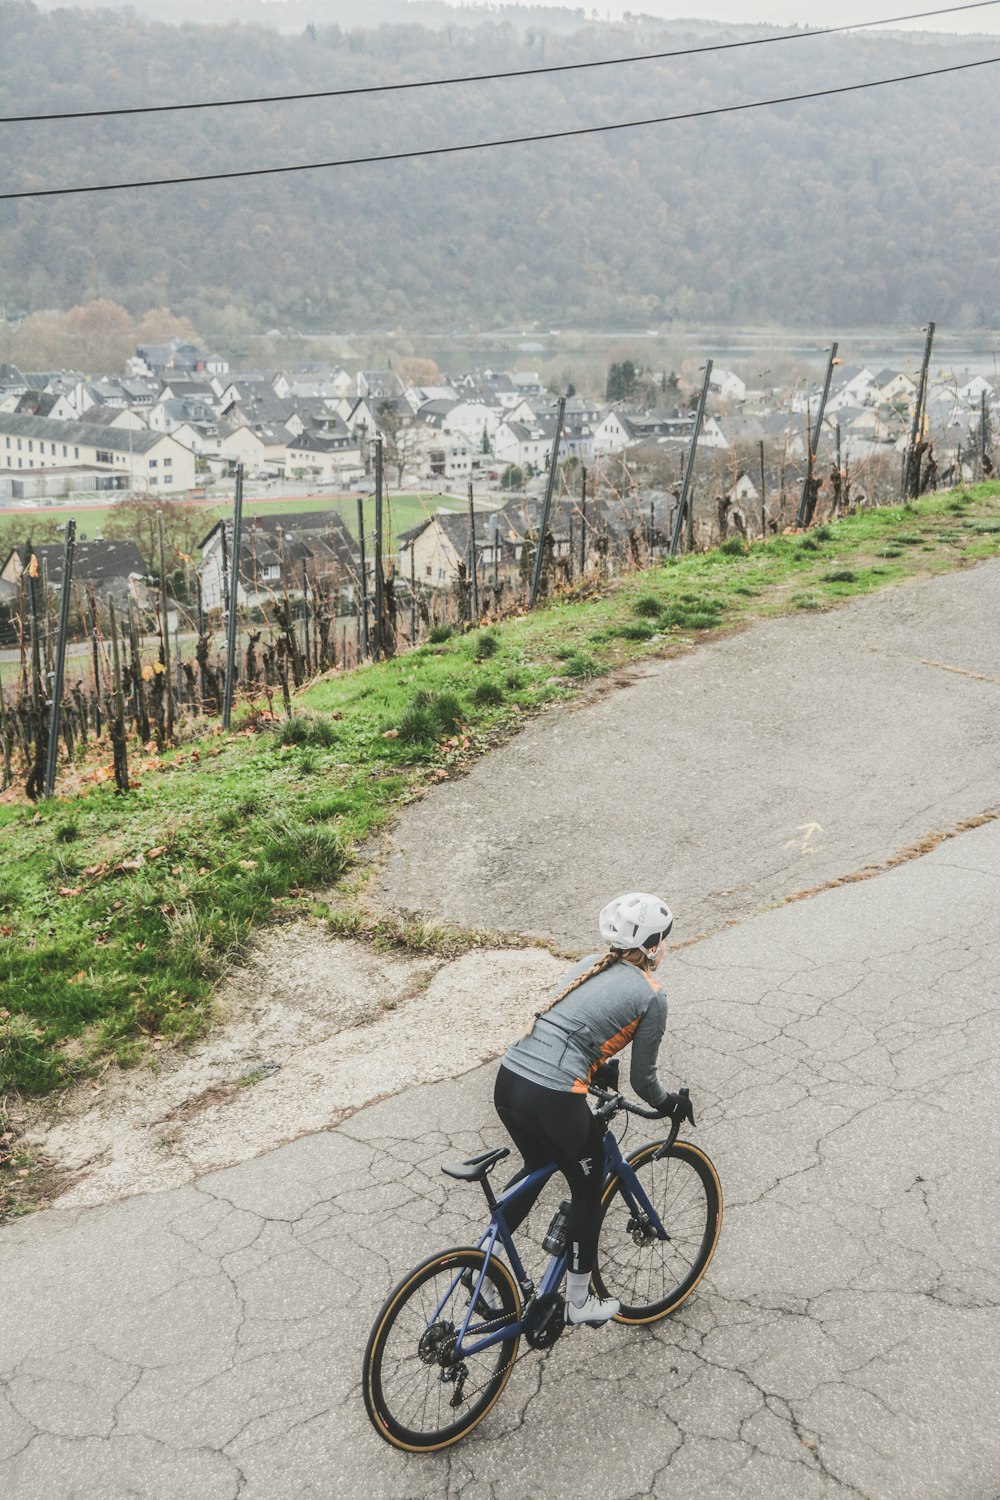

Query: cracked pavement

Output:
[3, 561, 1000, 1498]
[378, 560, 1000, 946]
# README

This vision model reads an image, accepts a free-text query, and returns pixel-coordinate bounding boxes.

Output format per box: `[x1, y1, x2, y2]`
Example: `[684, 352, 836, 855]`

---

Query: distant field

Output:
[0, 491, 468, 549]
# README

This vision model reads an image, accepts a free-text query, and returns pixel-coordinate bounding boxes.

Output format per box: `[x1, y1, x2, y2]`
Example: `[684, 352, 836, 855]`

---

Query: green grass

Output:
[2, 482, 999, 1096]
[5, 492, 461, 550]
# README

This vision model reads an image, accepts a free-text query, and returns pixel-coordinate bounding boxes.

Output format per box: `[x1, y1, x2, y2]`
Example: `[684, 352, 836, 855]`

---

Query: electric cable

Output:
[2, 51, 998, 202]
[1, 0, 998, 125]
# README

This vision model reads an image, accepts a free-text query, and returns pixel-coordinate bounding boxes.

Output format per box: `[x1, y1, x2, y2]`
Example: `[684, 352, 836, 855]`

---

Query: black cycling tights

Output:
[493, 1064, 604, 1275]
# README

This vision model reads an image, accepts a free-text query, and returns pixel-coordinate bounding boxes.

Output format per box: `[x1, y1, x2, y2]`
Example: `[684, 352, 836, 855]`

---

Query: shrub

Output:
[54, 821, 80, 844]
[428, 623, 453, 644]
[473, 681, 505, 706]
[397, 688, 465, 745]
[812, 525, 833, 542]
[278, 715, 337, 748]
[303, 794, 351, 822]
[717, 538, 746, 556]
[822, 569, 858, 583]
[505, 670, 525, 690]
[473, 630, 500, 659]
[791, 592, 821, 610]
[633, 594, 661, 617]
[397, 703, 436, 747]
[562, 652, 608, 680]
[615, 621, 657, 641]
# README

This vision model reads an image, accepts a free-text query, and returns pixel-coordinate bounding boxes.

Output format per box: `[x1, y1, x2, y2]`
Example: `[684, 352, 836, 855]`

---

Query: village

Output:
[0, 335, 996, 630]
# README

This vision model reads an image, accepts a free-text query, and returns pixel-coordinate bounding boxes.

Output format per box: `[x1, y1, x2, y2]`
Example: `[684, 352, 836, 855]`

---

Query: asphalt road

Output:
[1, 560, 999, 1498]
[379, 560, 1000, 948]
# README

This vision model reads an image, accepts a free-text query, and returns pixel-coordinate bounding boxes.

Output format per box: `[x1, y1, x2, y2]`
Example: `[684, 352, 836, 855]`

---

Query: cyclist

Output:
[494, 891, 686, 1327]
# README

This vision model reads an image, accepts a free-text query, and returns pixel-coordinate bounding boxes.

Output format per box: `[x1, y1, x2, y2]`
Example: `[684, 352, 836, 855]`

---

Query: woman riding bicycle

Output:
[494, 891, 688, 1327]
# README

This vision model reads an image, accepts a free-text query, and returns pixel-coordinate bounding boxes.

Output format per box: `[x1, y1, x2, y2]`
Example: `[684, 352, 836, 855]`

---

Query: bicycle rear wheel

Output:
[593, 1140, 722, 1324]
[363, 1246, 522, 1452]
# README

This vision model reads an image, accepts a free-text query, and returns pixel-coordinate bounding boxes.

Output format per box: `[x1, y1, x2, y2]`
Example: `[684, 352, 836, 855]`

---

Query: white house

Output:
[0, 413, 195, 492]
[827, 366, 877, 412]
[284, 432, 363, 483]
[709, 369, 747, 403]
[492, 416, 565, 470]
[873, 369, 917, 405]
[959, 375, 995, 405]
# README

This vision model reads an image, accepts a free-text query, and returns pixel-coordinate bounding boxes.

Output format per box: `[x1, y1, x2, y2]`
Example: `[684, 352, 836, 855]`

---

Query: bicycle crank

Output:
[523, 1293, 565, 1350]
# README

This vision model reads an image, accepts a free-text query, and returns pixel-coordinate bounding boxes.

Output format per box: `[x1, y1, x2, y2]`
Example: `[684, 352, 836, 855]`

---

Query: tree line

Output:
[2, 3, 999, 335]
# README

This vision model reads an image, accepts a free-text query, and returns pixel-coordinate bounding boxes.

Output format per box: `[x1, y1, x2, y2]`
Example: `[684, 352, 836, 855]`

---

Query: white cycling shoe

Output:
[566, 1294, 620, 1326]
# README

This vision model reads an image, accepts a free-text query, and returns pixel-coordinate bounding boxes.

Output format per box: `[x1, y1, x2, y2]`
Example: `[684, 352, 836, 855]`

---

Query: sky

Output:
[587, 1, 1000, 31]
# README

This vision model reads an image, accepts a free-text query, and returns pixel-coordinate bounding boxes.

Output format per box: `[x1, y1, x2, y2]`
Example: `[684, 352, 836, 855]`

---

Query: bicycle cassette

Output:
[523, 1293, 565, 1350]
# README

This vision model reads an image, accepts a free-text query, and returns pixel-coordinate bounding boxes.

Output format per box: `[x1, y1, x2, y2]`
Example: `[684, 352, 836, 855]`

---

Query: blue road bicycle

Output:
[363, 1084, 723, 1451]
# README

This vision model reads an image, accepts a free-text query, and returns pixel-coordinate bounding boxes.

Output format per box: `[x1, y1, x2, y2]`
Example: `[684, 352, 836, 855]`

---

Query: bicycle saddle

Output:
[441, 1146, 510, 1183]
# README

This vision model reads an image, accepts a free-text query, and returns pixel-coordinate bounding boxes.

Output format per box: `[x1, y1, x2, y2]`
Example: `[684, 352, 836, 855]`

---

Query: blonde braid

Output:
[521, 950, 624, 1037]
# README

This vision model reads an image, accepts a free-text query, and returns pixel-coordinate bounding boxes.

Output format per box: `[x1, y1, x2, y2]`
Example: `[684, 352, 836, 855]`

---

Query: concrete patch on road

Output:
[20, 923, 562, 1211]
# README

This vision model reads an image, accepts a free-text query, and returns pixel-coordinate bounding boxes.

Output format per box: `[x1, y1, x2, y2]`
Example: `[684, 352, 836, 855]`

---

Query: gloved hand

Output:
[655, 1090, 695, 1127]
[592, 1058, 620, 1090]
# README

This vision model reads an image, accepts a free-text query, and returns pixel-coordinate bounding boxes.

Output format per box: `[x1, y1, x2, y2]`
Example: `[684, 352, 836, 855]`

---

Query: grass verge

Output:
[1, 483, 998, 1103]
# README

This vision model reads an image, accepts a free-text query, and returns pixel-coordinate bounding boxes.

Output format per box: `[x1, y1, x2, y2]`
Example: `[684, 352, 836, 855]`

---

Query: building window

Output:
[164, 457, 172, 467]
[28, 441, 33, 452]
[148, 459, 157, 468]
[62, 445, 67, 457]
[96, 450, 113, 464]
[74, 448, 80, 459]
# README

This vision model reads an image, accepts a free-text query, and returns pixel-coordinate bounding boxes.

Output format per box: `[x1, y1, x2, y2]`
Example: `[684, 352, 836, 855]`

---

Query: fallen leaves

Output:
[146, 846, 167, 860]
[58, 886, 82, 898]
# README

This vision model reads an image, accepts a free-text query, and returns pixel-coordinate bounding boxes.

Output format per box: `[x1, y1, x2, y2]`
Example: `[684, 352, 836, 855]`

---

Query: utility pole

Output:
[467, 480, 479, 620]
[758, 439, 766, 537]
[530, 395, 566, 607]
[44, 519, 75, 797]
[356, 495, 369, 659]
[903, 321, 935, 498]
[797, 341, 838, 527]
[372, 435, 385, 658]
[87, 579, 101, 737]
[221, 463, 244, 730]
[670, 360, 713, 556]
[579, 464, 587, 575]
[157, 509, 174, 741]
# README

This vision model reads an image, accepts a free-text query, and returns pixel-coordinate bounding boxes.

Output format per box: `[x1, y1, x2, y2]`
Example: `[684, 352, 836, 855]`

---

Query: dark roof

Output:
[78, 404, 137, 426]
[14, 391, 63, 418]
[4, 539, 148, 590]
[0, 364, 29, 391]
[199, 508, 358, 553]
[0, 413, 171, 455]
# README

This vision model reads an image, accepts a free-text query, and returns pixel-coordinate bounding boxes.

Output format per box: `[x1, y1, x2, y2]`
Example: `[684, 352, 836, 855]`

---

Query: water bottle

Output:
[542, 1199, 572, 1255]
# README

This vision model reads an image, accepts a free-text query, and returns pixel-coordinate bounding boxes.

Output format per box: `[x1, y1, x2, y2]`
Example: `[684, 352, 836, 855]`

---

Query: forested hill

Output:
[2, 0, 999, 333]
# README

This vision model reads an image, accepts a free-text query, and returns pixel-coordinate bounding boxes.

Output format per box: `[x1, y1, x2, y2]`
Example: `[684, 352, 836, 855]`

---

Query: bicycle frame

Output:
[433, 1125, 669, 1360]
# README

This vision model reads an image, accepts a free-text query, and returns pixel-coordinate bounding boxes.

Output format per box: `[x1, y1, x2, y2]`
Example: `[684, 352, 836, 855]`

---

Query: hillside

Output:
[2, 2, 1000, 332]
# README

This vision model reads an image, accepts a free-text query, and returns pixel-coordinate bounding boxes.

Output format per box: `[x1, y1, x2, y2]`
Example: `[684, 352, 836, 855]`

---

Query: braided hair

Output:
[523, 946, 653, 1036]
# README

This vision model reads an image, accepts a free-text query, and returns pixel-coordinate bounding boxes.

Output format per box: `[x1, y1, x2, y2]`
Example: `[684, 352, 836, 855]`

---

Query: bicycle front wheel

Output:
[593, 1140, 722, 1324]
[363, 1246, 522, 1452]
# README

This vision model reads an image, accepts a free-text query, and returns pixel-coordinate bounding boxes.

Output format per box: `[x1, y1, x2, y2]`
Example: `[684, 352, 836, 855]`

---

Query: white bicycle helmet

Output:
[599, 892, 673, 951]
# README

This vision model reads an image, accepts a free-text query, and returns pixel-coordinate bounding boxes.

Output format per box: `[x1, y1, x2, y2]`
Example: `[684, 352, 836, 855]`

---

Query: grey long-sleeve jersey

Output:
[501, 954, 670, 1108]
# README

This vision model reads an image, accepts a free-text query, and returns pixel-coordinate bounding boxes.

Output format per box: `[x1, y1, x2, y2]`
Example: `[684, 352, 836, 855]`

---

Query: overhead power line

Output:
[1, 0, 999, 125]
[3, 51, 999, 203]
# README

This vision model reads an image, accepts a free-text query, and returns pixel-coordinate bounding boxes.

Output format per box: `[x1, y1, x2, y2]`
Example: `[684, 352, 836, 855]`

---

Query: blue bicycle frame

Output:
[432, 1125, 669, 1360]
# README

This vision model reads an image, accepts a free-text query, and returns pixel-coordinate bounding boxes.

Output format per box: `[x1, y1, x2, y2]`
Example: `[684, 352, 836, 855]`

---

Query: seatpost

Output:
[481, 1178, 499, 1212]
